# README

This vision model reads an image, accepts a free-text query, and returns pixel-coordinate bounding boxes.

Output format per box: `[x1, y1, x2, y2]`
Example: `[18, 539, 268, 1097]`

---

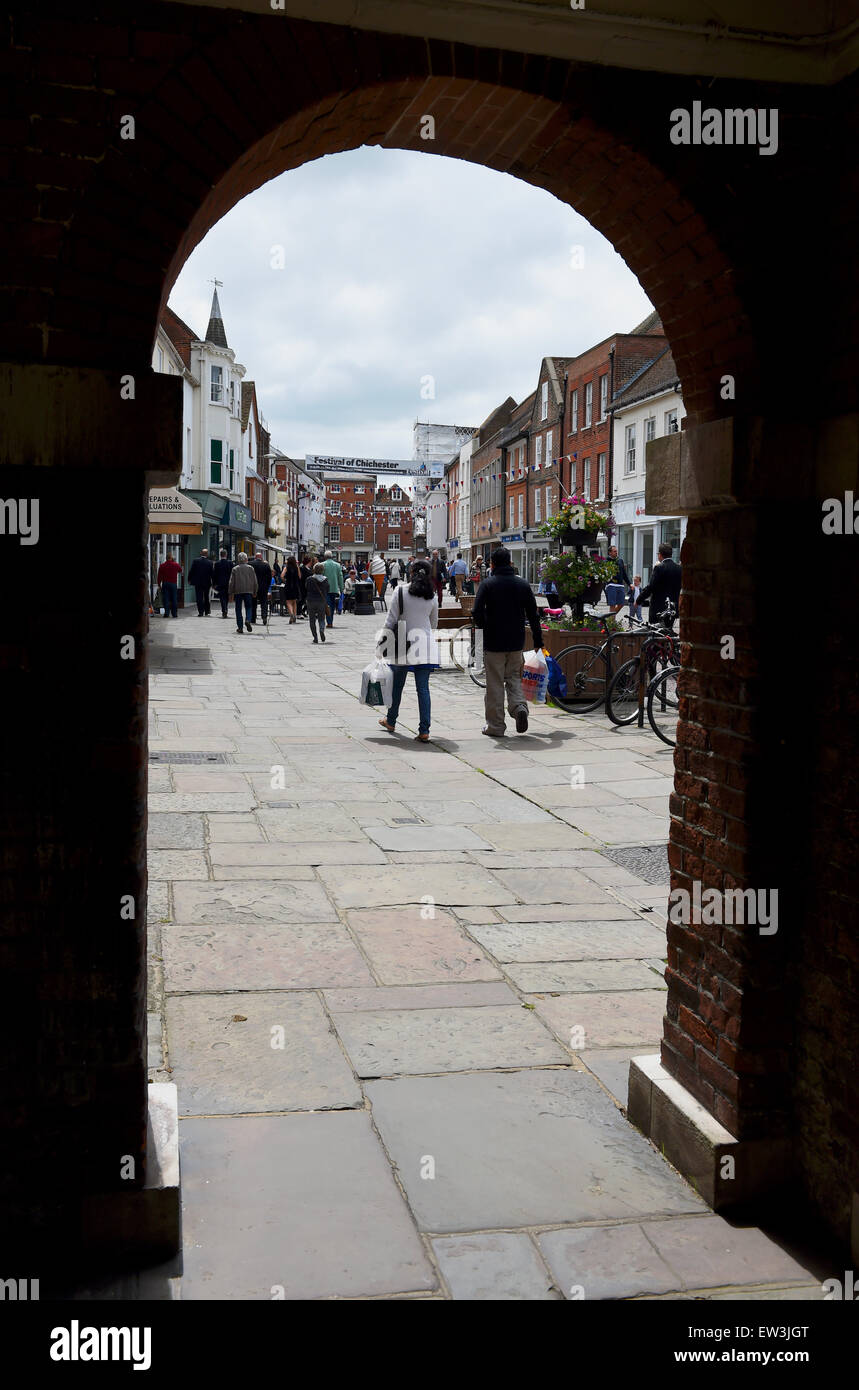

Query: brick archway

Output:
[2, 4, 856, 1266]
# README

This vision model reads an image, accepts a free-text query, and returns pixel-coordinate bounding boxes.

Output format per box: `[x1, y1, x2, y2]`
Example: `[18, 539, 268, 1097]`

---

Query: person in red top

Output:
[157, 553, 183, 618]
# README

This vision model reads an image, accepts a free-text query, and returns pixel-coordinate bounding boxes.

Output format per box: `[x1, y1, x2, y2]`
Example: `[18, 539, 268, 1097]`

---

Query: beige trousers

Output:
[484, 649, 525, 734]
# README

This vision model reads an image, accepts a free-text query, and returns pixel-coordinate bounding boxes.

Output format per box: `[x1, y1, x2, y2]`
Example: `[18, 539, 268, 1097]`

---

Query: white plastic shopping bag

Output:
[522, 648, 549, 704]
[360, 657, 394, 707]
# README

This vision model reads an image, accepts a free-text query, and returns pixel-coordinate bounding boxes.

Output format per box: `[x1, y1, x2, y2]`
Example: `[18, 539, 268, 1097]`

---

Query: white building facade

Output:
[610, 349, 687, 587]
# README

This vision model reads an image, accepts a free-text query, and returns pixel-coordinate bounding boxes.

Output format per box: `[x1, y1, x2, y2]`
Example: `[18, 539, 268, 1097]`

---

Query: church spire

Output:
[205, 279, 228, 348]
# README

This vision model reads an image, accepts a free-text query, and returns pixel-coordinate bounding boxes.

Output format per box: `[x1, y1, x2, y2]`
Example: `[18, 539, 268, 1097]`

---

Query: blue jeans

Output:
[326, 592, 338, 626]
[161, 581, 178, 617]
[387, 664, 432, 736]
[234, 594, 253, 630]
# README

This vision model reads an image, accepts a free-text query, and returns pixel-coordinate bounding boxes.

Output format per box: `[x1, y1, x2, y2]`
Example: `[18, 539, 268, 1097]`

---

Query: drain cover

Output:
[149, 751, 231, 764]
[600, 844, 670, 884]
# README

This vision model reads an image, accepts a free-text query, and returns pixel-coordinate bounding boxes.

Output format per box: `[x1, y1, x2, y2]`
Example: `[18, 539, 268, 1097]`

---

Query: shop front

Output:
[148, 488, 204, 609]
[500, 530, 525, 577]
[218, 498, 254, 559]
[613, 493, 686, 589]
[523, 530, 552, 588]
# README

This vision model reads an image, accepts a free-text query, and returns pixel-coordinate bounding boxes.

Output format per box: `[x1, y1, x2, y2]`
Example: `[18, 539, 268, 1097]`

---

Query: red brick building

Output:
[323, 473, 413, 564]
[522, 359, 570, 583]
[470, 397, 517, 562]
[563, 312, 666, 508]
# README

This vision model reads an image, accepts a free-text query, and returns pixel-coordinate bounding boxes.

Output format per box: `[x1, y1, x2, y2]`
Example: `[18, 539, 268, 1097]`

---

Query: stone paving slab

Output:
[344, 908, 502, 984]
[468, 920, 666, 962]
[179, 1113, 436, 1299]
[526, 782, 627, 805]
[148, 812, 205, 848]
[212, 841, 387, 866]
[559, 810, 670, 845]
[497, 902, 644, 922]
[332, 1003, 568, 1077]
[205, 815, 264, 842]
[641, 1216, 818, 1289]
[163, 922, 375, 992]
[530, 990, 668, 1049]
[580, 1048, 653, 1107]
[257, 807, 367, 842]
[323, 982, 516, 1012]
[166, 992, 362, 1114]
[539, 1222, 681, 1300]
[318, 864, 517, 909]
[485, 869, 616, 905]
[365, 1070, 706, 1232]
[504, 960, 666, 993]
[432, 1233, 560, 1300]
[172, 879, 338, 924]
[149, 792, 256, 813]
[364, 824, 493, 852]
[147, 851, 209, 880]
[171, 771, 251, 793]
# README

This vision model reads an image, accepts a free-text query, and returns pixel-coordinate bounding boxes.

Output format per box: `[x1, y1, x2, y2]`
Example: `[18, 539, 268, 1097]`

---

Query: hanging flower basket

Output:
[540, 496, 614, 543]
[560, 527, 598, 547]
[542, 551, 616, 605]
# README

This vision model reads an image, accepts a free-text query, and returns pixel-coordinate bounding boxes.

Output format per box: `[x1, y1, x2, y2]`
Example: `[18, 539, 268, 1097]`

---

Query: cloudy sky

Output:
[168, 146, 653, 461]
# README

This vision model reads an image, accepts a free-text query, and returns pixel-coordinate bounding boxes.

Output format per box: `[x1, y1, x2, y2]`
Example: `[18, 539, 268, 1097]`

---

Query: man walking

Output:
[473, 546, 543, 737]
[156, 551, 183, 618]
[638, 542, 682, 627]
[249, 551, 273, 627]
[228, 551, 258, 633]
[430, 550, 446, 607]
[212, 549, 233, 618]
[388, 557, 401, 589]
[188, 548, 214, 616]
[321, 550, 344, 628]
[449, 553, 468, 598]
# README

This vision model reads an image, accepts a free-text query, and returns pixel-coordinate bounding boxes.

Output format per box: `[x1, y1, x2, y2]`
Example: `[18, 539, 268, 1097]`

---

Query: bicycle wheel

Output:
[551, 644, 608, 713]
[450, 622, 474, 673]
[605, 656, 642, 725]
[468, 633, 486, 688]
[647, 665, 680, 746]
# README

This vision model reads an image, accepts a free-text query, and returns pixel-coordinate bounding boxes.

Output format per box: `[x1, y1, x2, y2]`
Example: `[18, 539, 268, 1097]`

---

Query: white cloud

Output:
[168, 146, 653, 459]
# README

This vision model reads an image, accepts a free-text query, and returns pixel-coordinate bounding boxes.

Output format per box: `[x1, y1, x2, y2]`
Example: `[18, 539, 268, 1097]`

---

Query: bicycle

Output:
[450, 617, 485, 688]
[549, 612, 639, 713]
[646, 663, 680, 745]
[604, 602, 679, 726]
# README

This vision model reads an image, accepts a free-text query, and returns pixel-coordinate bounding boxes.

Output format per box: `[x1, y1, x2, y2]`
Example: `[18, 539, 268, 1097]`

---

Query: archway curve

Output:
[56, 15, 757, 426]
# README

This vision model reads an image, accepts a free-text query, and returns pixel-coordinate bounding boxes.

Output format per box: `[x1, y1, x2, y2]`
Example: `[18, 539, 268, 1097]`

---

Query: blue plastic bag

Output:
[546, 653, 567, 699]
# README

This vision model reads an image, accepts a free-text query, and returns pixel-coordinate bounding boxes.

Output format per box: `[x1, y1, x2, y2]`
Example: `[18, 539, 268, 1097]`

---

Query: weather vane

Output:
[210, 277, 223, 289]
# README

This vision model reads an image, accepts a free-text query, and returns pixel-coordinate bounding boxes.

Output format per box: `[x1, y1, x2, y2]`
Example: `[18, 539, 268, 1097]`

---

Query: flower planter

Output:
[540, 625, 641, 666]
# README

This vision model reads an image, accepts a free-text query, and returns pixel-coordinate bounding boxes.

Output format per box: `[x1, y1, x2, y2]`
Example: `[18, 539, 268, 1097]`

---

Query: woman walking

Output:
[298, 554, 312, 617]
[377, 558, 438, 743]
[305, 562, 329, 643]
[282, 554, 302, 623]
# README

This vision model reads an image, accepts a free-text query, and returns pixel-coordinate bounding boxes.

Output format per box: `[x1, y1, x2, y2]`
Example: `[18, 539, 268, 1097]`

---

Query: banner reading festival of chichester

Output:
[305, 455, 444, 479]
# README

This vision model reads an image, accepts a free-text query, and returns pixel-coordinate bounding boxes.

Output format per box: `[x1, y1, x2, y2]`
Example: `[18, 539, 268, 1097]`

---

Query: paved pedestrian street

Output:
[144, 607, 823, 1301]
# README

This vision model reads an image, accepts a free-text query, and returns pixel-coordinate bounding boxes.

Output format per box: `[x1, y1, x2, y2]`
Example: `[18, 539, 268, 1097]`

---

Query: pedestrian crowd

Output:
[154, 540, 680, 741]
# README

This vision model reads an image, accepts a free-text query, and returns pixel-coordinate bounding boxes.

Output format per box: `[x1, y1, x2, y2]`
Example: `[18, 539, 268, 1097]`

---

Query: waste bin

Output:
[353, 579, 376, 615]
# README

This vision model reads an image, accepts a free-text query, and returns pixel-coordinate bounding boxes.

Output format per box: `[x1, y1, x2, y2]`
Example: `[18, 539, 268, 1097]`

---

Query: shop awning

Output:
[148, 488, 204, 534]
